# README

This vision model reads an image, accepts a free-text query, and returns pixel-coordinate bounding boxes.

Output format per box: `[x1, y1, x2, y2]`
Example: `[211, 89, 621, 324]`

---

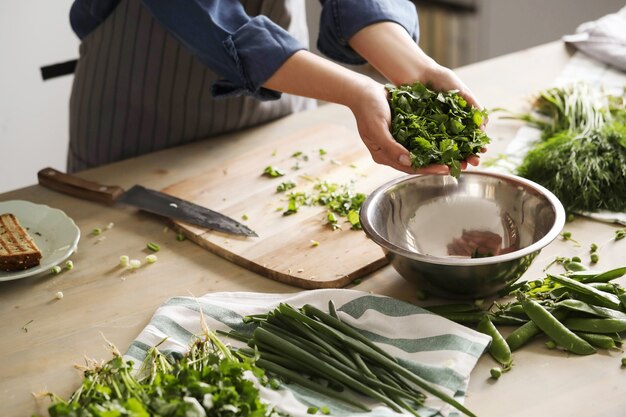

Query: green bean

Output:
[518, 293, 595, 355]
[563, 318, 626, 333]
[477, 315, 512, 367]
[547, 274, 622, 310]
[575, 332, 621, 350]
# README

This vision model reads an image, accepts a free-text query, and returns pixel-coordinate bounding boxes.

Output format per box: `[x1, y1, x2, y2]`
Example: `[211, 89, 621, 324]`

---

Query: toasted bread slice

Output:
[0, 213, 42, 271]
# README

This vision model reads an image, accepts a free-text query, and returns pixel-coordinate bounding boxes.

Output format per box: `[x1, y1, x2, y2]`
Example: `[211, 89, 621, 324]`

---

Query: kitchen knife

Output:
[37, 167, 257, 237]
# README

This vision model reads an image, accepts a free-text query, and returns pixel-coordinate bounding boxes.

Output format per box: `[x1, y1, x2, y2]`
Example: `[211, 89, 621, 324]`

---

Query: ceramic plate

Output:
[0, 200, 80, 281]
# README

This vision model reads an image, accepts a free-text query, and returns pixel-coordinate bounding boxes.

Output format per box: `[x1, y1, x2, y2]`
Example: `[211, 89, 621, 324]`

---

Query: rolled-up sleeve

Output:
[141, 0, 306, 100]
[318, 0, 419, 65]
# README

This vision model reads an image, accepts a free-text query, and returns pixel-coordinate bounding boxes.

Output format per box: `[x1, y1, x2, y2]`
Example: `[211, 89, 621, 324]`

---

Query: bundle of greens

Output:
[386, 82, 490, 178]
[514, 83, 626, 213]
[224, 302, 477, 417]
[38, 332, 285, 417]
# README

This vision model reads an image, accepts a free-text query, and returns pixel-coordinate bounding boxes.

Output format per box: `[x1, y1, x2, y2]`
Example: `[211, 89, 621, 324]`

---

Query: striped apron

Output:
[68, 0, 315, 172]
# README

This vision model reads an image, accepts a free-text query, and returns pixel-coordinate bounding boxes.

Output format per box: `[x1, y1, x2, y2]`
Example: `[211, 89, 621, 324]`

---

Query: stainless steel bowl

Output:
[360, 171, 565, 299]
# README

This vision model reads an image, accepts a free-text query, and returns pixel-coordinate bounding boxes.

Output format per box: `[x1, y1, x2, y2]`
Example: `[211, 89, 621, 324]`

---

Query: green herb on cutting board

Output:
[512, 83, 626, 214]
[386, 82, 490, 178]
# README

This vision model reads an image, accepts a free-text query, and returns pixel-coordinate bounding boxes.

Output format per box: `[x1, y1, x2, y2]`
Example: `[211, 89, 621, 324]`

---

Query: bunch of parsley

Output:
[386, 82, 490, 177]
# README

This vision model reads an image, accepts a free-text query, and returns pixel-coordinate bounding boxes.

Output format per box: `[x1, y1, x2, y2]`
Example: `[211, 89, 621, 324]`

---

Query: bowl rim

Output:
[360, 170, 566, 266]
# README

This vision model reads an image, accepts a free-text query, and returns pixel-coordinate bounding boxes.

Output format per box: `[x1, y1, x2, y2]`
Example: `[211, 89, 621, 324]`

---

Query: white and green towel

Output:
[125, 289, 490, 417]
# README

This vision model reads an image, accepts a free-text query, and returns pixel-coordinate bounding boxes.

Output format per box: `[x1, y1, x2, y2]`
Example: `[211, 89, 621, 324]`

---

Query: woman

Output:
[68, 0, 483, 174]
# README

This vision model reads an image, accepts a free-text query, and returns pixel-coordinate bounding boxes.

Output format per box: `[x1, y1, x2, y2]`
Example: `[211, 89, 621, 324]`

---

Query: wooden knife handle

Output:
[38, 167, 125, 205]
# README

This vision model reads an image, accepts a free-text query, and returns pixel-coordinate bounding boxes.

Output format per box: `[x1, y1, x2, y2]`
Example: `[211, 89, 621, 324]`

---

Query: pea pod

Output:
[563, 318, 626, 333]
[554, 299, 626, 320]
[517, 293, 595, 355]
[438, 312, 526, 326]
[588, 282, 625, 295]
[477, 315, 512, 367]
[575, 332, 621, 350]
[505, 310, 567, 352]
[547, 274, 622, 310]
[505, 320, 541, 352]
[580, 266, 626, 283]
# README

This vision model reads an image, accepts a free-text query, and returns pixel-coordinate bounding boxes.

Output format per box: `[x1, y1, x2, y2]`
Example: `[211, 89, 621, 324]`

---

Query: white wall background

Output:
[0, 1, 624, 194]
[0, 0, 78, 193]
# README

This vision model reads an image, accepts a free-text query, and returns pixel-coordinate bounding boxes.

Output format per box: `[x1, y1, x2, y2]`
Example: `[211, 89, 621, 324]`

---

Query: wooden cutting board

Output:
[162, 123, 403, 288]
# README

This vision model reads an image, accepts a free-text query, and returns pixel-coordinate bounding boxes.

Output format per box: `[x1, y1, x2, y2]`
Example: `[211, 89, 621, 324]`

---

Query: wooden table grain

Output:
[2, 41, 625, 417]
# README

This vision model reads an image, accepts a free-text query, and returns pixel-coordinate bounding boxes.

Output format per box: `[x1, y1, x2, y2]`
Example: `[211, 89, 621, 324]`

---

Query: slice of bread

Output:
[0, 213, 43, 271]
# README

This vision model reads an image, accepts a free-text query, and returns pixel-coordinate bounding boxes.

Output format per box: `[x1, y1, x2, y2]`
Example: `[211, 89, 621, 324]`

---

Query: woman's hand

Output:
[347, 78, 454, 175]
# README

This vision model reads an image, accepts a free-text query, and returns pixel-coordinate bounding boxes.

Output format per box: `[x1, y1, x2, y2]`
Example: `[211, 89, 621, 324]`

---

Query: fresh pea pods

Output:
[580, 266, 626, 283]
[477, 315, 512, 367]
[505, 310, 567, 352]
[563, 318, 626, 333]
[547, 274, 622, 310]
[505, 320, 542, 352]
[554, 299, 626, 320]
[575, 332, 621, 350]
[517, 293, 596, 355]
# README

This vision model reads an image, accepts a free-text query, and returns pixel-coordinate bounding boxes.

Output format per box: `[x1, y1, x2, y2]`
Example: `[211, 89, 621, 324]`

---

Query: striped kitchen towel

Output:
[125, 289, 490, 417]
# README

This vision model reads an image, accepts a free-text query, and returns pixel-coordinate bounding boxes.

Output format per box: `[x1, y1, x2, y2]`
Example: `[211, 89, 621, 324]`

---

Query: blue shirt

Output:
[70, 0, 418, 100]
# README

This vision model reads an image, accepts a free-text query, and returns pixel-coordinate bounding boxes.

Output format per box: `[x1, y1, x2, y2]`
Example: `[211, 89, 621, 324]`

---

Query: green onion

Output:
[146, 242, 160, 252]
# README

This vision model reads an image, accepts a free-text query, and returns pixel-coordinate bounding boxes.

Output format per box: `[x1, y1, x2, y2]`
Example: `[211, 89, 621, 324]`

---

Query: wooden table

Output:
[2, 41, 625, 417]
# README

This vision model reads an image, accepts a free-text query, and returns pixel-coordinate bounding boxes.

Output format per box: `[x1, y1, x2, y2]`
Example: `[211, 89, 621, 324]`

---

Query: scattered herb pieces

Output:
[276, 180, 297, 193]
[91, 228, 102, 236]
[307, 406, 319, 414]
[176, 233, 186, 241]
[146, 242, 160, 252]
[64, 260, 74, 270]
[616, 229, 626, 241]
[560, 231, 580, 246]
[386, 82, 490, 178]
[591, 253, 599, 264]
[263, 166, 285, 178]
[145, 254, 158, 264]
[351, 278, 363, 286]
[55, 291, 64, 300]
[310, 240, 320, 247]
[590, 243, 599, 253]
[129, 259, 141, 269]
[51, 265, 61, 275]
[242, 214, 249, 221]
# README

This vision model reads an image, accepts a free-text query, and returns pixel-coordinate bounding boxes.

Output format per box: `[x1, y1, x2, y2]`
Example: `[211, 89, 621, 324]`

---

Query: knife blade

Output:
[37, 167, 257, 237]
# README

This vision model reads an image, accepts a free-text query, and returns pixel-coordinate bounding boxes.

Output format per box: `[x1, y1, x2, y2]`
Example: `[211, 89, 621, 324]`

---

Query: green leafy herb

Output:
[514, 83, 626, 213]
[276, 180, 297, 193]
[36, 331, 286, 417]
[386, 82, 490, 178]
[263, 166, 285, 178]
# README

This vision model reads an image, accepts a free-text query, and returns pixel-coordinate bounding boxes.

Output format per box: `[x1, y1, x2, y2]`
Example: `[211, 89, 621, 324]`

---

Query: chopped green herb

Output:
[545, 340, 557, 349]
[51, 265, 62, 275]
[65, 260, 74, 270]
[307, 406, 319, 414]
[560, 231, 580, 246]
[352, 278, 363, 286]
[566, 213, 576, 223]
[263, 166, 285, 178]
[590, 243, 598, 253]
[386, 82, 490, 178]
[310, 240, 320, 247]
[176, 233, 186, 241]
[490, 367, 502, 379]
[119, 255, 130, 267]
[242, 214, 249, 221]
[146, 242, 160, 252]
[591, 253, 599, 264]
[91, 228, 102, 236]
[145, 254, 158, 264]
[319, 149, 327, 156]
[320, 406, 331, 415]
[276, 180, 297, 192]
[616, 229, 626, 241]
